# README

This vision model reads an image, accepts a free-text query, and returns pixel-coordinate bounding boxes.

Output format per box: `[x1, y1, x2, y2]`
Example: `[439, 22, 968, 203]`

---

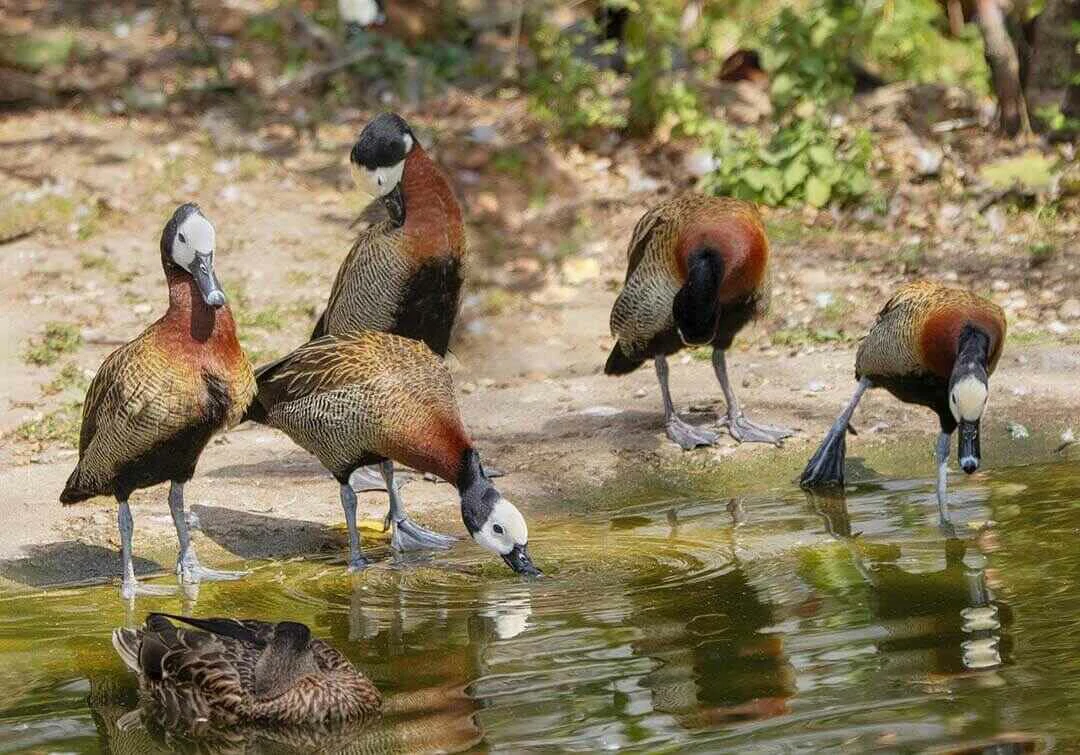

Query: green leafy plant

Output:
[702, 116, 872, 208]
[527, 18, 627, 136]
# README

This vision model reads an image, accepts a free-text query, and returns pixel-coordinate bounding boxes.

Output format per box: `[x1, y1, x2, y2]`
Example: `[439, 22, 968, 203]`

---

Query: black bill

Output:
[192, 252, 225, 307]
[958, 419, 981, 474]
[502, 543, 541, 577]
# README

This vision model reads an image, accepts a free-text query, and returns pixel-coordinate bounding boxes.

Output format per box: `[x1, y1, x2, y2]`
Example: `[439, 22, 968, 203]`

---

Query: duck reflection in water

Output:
[804, 488, 1012, 676]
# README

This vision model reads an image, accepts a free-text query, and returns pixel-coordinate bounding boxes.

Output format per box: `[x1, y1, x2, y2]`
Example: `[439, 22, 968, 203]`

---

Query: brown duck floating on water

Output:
[243, 330, 539, 575]
[800, 281, 1007, 523]
[606, 193, 793, 450]
[60, 204, 255, 600]
[113, 613, 381, 728]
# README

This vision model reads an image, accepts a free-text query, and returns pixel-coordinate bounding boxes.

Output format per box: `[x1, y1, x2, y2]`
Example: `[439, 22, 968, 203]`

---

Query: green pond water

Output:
[1, 461, 1079, 753]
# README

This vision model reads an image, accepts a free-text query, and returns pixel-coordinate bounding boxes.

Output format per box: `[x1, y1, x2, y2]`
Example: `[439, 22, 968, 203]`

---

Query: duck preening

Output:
[244, 330, 540, 576]
[308, 111, 468, 499]
[60, 204, 255, 600]
[606, 194, 793, 450]
[317, 111, 465, 356]
[113, 613, 381, 727]
[800, 281, 1007, 523]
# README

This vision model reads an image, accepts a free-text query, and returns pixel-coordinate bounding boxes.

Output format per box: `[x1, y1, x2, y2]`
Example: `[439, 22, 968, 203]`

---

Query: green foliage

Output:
[24, 323, 82, 367]
[702, 115, 872, 208]
[861, 0, 987, 92]
[760, 3, 859, 113]
[527, 18, 627, 135]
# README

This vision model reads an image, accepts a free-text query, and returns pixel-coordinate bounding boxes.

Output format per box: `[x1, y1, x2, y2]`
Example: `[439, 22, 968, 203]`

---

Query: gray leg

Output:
[170, 482, 247, 584]
[340, 483, 370, 572]
[655, 355, 718, 450]
[800, 377, 871, 487]
[350, 464, 391, 492]
[117, 500, 172, 601]
[936, 431, 954, 529]
[382, 461, 456, 552]
[713, 349, 793, 445]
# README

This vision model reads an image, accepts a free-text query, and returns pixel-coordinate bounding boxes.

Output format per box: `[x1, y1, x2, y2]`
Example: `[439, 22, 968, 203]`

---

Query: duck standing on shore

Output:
[244, 330, 540, 576]
[284, 112, 468, 550]
[606, 194, 793, 450]
[800, 281, 1007, 523]
[60, 204, 255, 599]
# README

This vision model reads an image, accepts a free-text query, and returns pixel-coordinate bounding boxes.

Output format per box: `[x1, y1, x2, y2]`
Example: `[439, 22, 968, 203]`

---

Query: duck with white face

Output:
[458, 451, 540, 576]
[169, 207, 226, 308]
[349, 112, 415, 226]
[948, 327, 991, 476]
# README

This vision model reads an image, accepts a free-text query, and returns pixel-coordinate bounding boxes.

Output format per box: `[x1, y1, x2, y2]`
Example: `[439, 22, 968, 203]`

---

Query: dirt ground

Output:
[2, 105, 1079, 590]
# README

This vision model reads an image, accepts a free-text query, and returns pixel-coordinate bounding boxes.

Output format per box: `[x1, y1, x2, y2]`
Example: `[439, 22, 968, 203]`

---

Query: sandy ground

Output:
[2, 109, 1079, 591]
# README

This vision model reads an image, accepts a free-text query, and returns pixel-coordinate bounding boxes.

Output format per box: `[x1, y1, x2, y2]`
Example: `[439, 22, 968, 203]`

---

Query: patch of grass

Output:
[14, 401, 83, 447]
[77, 251, 115, 272]
[43, 362, 89, 396]
[23, 323, 82, 367]
[817, 298, 852, 326]
[771, 326, 848, 347]
[897, 241, 926, 271]
[238, 306, 286, 331]
[491, 149, 528, 178]
[980, 152, 1056, 192]
[0, 30, 74, 72]
[0, 193, 78, 240]
[236, 153, 268, 181]
[285, 270, 312, 286]
[1028, 241, 1056, 267]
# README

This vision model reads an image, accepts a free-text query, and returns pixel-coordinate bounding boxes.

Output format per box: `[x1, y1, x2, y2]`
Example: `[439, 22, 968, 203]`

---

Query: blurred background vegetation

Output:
[2, 1, 1076, 217]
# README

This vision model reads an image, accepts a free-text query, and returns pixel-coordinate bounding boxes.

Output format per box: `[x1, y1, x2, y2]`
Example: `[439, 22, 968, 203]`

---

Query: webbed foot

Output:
[722, 413, 793, 446]
[388, 516, 457, 552]
[666, 416, 718, 450]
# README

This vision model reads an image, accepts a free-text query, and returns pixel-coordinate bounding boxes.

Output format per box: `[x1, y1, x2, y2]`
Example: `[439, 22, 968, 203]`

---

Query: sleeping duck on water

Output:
[800, 281, 1007, 523]
[113, 613, 381, 728]
[244, 329, 540, 576]
[60, 204, 255, 599]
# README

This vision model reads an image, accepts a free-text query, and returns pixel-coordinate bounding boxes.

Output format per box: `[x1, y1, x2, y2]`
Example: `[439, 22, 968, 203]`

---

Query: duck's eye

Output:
[178, 232, 187, 243]
[377, 175, 384, 186]
[493, 524, 504, 535]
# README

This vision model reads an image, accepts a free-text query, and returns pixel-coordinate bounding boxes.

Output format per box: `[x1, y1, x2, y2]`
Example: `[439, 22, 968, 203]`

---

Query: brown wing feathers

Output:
[607, 194, 769, 374]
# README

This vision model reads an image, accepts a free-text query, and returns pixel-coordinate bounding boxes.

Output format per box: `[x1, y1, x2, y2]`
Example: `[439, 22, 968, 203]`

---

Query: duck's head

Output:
[254, 621, 318, 700]
[161, 203, 225, 308]
[949, 324, 991, 474]
[350, 112, 415, 200]
[458, 450, 541, 577]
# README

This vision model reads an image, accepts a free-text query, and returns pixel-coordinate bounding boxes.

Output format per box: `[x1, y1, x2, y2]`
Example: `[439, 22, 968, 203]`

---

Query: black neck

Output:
[383, 183, 405, 226]
[457, 448, 494, 535]
[672, 248, 723, 345]
[953, 324, 990, 382]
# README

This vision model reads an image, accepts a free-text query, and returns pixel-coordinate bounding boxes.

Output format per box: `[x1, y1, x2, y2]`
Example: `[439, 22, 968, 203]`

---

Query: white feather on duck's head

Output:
[457, 449, 541, 576]
[161, 203, 225, 307]
[350, 113, 415, 199]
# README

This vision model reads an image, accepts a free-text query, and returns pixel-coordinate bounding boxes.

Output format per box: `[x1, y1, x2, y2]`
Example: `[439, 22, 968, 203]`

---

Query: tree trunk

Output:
[976, 0, 1031, 135]
[1027, 0, 1080, 123]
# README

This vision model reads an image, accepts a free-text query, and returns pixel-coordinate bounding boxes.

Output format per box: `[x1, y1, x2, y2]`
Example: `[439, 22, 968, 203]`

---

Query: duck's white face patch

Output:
[172, 213, 215, 271]
[950, 375, 988, 422]
[471, 497, 529, 556]
[351, 133, 412, 198]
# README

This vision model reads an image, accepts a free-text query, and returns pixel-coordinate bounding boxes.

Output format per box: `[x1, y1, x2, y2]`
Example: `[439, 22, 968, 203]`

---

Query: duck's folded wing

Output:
[75, 341, 195, 480]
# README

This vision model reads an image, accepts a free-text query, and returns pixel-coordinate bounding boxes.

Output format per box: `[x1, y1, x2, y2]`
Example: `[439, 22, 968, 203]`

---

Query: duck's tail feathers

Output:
[605, 342, 645, 376]
[800, 425, 847, 488]
[112, 628, 143, 674]
[60, 466, 95, 505]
